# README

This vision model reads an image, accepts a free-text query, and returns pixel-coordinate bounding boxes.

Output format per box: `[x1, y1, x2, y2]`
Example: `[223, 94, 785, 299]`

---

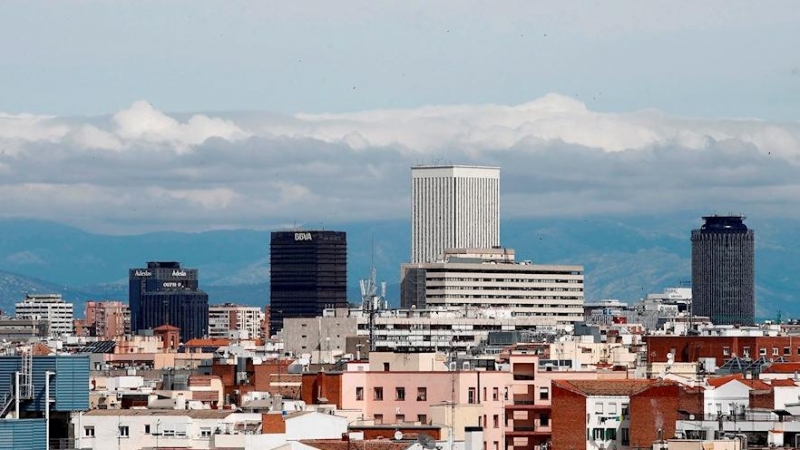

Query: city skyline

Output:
[0, 2, 799, 235]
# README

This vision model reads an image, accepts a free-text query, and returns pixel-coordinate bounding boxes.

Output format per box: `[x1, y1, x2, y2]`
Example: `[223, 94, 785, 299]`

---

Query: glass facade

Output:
[129, 261, 209, 342]
[269, 231, 347, 335]
[691, 215, 755, 326]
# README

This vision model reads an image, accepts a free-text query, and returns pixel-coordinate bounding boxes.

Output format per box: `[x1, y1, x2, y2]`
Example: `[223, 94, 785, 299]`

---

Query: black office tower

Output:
[269, 231, 347, 335]
[691, 215, 755, 325]
[129, 261, 209, 342]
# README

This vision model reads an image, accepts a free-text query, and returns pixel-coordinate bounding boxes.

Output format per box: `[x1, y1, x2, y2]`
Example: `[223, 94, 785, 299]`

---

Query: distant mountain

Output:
[0, 215, 796, 320]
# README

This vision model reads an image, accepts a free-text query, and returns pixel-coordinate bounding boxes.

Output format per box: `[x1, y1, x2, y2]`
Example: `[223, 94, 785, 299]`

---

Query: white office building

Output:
[401, 248, 584, 323]
[411, 165, 500, 264]
[15, 293, 74, 337]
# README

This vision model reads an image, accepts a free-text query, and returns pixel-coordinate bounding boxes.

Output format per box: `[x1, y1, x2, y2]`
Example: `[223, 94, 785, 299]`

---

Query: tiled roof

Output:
[763, 363, 800, 373]
[301, 439, 414, 450]
[553, 379, 671, 397]
[185, 338, 230, 347]
[770, 379, 798, 387]
[84, 409, 233, 418]
[706, 374, 771, 390]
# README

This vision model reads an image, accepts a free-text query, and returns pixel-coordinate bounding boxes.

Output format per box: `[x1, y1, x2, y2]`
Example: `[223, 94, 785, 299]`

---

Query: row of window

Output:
[357, 386, 427, 401]
[721, 346, 800, 357]
[372, 413, 428, 424]
[84, 425, 211, 438]
[589, 427, 630, 445]
[594, 402, 629, 416]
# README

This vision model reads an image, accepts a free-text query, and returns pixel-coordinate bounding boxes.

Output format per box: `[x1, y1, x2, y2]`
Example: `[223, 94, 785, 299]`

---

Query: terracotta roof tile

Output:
[770, 379, 798, 387]
[763, 363, 800, 374]
[301, 440, 414, 450]
[553, 379, 672, 396]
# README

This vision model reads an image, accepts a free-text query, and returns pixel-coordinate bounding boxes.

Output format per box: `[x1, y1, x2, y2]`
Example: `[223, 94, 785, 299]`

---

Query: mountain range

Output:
[0, 215, 796, 320]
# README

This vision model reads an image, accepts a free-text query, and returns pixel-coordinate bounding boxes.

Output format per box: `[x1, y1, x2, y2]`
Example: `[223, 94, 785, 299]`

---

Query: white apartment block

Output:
[72, 410, 264, 450]
[208, 303, 265, 339]
[411, 165, 500, 264]
[400, 248, 584, 323]
[354, 306, 570, 353]
[15, 293, 74, 337]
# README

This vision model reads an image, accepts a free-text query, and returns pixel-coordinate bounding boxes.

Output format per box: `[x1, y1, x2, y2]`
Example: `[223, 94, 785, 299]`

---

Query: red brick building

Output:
[552, 380, 694, 450]
[645, 335, 800, 366]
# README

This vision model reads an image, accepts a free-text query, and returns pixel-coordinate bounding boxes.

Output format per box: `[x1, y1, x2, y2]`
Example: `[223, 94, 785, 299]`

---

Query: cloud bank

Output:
[1, 95, 799, 233]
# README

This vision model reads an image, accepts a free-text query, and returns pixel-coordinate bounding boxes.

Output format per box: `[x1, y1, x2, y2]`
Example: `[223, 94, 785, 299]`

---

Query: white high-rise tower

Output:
[411, 165, 500, 263]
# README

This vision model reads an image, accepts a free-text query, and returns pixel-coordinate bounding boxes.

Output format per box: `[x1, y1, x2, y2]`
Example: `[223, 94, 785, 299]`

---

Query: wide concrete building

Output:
[400, 248, 584, 324]
[411, 165, 500, 264]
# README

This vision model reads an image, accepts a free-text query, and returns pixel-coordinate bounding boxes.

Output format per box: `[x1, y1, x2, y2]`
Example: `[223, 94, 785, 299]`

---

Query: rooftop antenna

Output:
[417, 433, 437, 449]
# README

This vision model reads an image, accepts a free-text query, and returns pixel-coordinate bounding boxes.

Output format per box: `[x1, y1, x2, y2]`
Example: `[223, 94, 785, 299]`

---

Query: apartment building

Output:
[208, 303, 265, 339]
[85, 301, 130, 339]
[15, 293, 74, 337]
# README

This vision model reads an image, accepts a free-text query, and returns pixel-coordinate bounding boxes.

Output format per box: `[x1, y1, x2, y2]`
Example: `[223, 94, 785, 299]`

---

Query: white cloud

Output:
[0, 96, 799, 233]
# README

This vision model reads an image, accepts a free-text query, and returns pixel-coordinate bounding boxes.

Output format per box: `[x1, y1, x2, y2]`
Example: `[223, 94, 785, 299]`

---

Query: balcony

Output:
[512, 373, 535, 381]
[505, 401, 551, 411]
[505, 426, 550, 437]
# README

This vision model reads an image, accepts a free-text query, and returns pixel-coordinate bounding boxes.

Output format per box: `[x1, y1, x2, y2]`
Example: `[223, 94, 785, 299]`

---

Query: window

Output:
[722, 346, 730, 356]
[418, 414, 427, 424]
[383, 362, 390, 371]
[144, 425, 151, 434]
[592, 428, 604, 440]
[743, 347, 751, 358]
[84, 426, 95, 437]
[396, 414, 405, 423]
[785, 347, 791, 356]
[374, 387, 383, 401]
[468, 388, 477, 404]
[605, 428, 617, 440]
[493, 414, 499, 428]
[483, 387, 487, 401]
[374, 414, 383, 424]
[595, 402, 604, 414]
[494, 442, 499, 450]
[492, 387, 499, 401]
[356, 387, 364, 401]
[417, 387, 427, 401]
[621, 404, 629, 418]
[773, 347, 779, 356]
[608, 403, 617, 415]
[119, 426, 129, 437]
[760, 347, 767, 356]
[621, 428, 630, 445]
[540, 413, 550, 427]
[539, 387, 549, 401]
[396, 387, 406, 401]
[200, 428, 212, 438]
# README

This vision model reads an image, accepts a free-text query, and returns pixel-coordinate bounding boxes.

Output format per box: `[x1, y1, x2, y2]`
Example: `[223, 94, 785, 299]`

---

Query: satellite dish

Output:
[394, 430, 403, 441]
[418, 433, 436, 449]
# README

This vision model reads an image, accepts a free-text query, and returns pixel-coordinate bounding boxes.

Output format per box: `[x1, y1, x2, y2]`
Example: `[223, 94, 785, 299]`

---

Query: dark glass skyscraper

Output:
[691, 215, 755, 325]
[129, 261, 209, 343]
[269, 231, 347, 335]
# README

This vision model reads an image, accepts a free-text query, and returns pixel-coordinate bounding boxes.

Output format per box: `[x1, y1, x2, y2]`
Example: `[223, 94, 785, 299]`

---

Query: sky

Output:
[1, 1, 800, 234]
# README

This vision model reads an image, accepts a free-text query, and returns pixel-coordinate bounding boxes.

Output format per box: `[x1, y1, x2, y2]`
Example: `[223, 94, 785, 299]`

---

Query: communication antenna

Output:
[417, 433, 437, 449]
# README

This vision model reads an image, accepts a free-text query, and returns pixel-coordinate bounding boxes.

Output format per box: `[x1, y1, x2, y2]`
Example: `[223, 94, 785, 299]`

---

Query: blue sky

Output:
[2, 1, 799, 119]
[1, 1, 800, 234]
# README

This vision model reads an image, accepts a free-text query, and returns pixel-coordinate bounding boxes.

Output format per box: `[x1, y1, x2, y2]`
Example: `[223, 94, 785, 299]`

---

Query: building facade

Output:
[269, 231, 347, 335]
[691, 215, 755, 325]
[85, 301, 130, 339]
[400, 248, 584, 323]
[208, 303, 265, 339]
[129, 261, 209, 343]
[411, 166, 500, 264]
[14, 294, 74, 338]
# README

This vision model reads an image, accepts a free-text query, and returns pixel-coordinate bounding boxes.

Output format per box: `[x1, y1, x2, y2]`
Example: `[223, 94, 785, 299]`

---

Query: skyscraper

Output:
[269, 231, 347, 335]
[691, 215, 755, 325]
[129, 261, 209, 342]
[411, 165, 500, 263]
